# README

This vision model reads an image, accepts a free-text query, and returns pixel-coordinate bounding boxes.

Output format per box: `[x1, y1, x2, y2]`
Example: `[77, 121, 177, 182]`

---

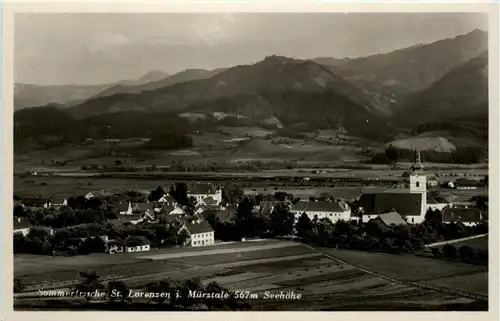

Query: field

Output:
[318, 248, 488, 296]
[434, 235, 489, 252]
[14, 240, 487, 310]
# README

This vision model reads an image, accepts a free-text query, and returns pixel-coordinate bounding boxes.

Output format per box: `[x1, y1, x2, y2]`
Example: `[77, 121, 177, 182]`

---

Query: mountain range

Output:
[14, 29, 489, 153]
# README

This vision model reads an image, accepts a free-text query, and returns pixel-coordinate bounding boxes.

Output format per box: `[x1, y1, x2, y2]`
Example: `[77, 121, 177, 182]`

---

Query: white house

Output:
[188, 183, 222, 205]
[442, 207, 483, 227]
[99, 236, 125, 254]
[427, 196, 451, 212]
[179, 220, 215, 247]
[124, 236, 151, 253]
[169, 206, 186, 215]
[13, 218, 32, 236]
[158, 194, 177, 207]
[291, 201, 351, 223]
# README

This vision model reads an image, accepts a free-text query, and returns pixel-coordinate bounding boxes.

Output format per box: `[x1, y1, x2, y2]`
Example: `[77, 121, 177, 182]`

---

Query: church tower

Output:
[409, 150, 426, 194]
[409, 149, 427, 223]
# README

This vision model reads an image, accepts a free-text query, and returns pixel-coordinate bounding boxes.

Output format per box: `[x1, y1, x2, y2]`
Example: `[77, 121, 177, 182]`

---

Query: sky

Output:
[15, 13, 488, 85]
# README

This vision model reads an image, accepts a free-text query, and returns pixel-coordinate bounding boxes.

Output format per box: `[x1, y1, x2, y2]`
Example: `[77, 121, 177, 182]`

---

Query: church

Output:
[360, 151, 427, 224]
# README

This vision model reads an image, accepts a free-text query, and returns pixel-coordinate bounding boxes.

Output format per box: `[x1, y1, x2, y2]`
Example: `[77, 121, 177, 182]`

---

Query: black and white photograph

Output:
[7, 3, 496, 313]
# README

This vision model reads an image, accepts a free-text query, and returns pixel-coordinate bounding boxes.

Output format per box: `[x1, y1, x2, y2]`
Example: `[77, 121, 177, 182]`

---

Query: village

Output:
[13, 151, 488, 257]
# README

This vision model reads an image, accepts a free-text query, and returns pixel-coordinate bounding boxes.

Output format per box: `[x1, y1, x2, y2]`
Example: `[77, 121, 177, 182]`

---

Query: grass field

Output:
[14, 239, 487, 310]
[318, 248, 488, 296]
[434, 235, 489, 251]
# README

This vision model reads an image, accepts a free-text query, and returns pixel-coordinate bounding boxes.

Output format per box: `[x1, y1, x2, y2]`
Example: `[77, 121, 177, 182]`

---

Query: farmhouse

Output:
[179, 220, 215, 247]
[442, 207, 482, 226]
[20, 197, 51, 208]
[158, 194, 177, 206]
[370, 211, 408, 229]
[291, 201, 351, 223]
[100, 236, 125, 254]
[426, 196, 451, 212]
[13, 218, 32, 236]
[169, 206, 186, 215]
[188, 183, 222, 205]
[360, 150, 427, 224]
[125, 236, 151, 253]
[454, 178, 481, 190]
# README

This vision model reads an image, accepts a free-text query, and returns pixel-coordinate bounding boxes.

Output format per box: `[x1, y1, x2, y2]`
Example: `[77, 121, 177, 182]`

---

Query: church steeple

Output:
[411, 149, 424, 172]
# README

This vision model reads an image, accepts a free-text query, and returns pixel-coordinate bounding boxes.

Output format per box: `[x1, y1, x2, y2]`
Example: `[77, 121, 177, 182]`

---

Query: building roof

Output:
[376, 212, 408, 226]
[159, 195, 176, 203]
[292, 201, 345, 213]
[126, 235, 151, 246]
[360, 193, 422, 216]
[202, 196, 218, 205]
[13, 219, 32, 230]
[117, 202, 130, 212]
[442, 208, 482, 223]
[455, 178, 481, 187]
[189, 183, 217, 195]
[185, 221, 214, 234]
[121, 214, 144, 222]
[134, 202, 155, 212]
[21, 197, 49, 206]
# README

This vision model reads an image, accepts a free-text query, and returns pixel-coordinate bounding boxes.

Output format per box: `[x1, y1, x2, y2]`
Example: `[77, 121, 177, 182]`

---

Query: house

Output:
[169, 206, 186, 215]
[188, 183, 222, 205]
[427, 178, 438, 187]
[118, 201, 133, 215]
[291, 201, 351, 223]
[13, 218, 32, 236]
[179, 220, 215, 247]
[450, 201, 477, 209]
[120, 213, 145, 225]
[370, 211, 408, 228]
[134, 203, 155, 216]
[158, 194, 177, 206]
[20, 197, 51, 208]
[454, 178, 481, 190]
[84, 191, 114, 200]
[99, 236, 125, 254]
[196, 196, 218, 207]
[427, 196, 451, 212]
[124, 236, 151, 253]
[52, 198, 68, 206]
[442, 208, 483, 226]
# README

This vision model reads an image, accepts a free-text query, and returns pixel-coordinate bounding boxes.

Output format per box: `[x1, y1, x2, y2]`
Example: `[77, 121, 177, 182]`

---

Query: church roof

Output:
[360, 193, 422, 216]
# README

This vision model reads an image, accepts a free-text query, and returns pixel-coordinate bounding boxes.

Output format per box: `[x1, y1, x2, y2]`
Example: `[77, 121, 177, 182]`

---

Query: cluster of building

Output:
[13, 152, 487, 253]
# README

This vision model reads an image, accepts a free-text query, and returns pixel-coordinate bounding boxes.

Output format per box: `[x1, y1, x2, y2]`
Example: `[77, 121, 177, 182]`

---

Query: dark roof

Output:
[22, 198, 49, 206]
[117, 202, 130, 212]
[202, 196, 218, 205]
[120, 214, 144, 222]
[185, 221, 214, 234]
[189, 183, 217, 195]
[126, 236, 151, 246]
[455, 178, 481, 187]
[360, 193, 422, 216]
[292, 201, 345, 213]
[442, 208, 482, 223]
[376, 212, 408, 226]
[134, 203, 155, 212]
[13, 219, 32, 230]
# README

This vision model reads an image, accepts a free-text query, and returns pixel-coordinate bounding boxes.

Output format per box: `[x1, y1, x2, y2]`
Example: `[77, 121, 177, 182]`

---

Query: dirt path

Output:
[137, 241, 298, 261]
[424, 234, 488, 248]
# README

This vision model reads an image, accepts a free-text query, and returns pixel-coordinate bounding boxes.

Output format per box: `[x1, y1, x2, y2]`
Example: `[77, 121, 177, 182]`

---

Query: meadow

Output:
[14, 240, 487, 310]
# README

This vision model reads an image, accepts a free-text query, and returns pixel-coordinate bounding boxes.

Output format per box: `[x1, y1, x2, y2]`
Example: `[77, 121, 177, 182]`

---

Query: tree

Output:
[204, 281, 226, 310]
[107, 280, 131, 304]
[270, 203, 295, 237]
[431, 247, 441, 256]
[144, 280, 172, 305]
[148, 185, 165, 202]
[169, 183, 190, 206]
[75, 271, 105, 303]
[234, 197, 256, 238]
[14, 278, 24, 293]
[295, 213, 313, 238]
[442, 244, 458, 258]
[458, 245, 475, 261]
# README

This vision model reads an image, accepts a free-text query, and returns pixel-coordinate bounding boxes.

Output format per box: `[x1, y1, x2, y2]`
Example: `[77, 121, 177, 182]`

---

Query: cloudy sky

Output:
[15, 13, 487, 85]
